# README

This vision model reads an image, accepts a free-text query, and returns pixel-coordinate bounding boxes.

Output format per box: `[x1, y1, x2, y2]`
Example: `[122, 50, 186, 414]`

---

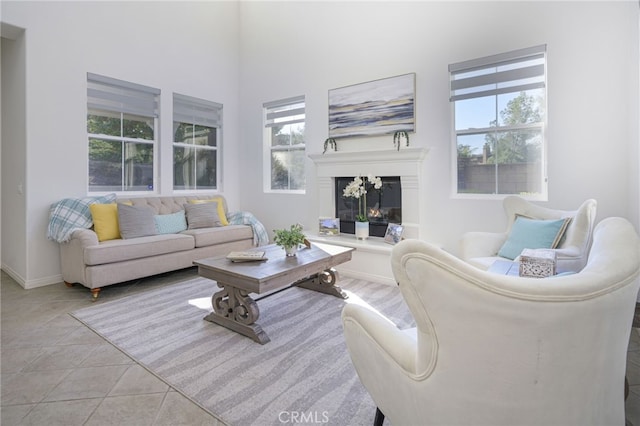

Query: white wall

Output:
[1, 25, 27, 283]
[1, 1, 638, 287]
[1, 1, 241, 287]
[238, 1, 640, 254]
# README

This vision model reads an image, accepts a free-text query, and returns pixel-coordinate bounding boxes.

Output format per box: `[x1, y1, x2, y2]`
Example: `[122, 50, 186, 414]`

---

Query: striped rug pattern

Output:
[71, 277, 414, 426]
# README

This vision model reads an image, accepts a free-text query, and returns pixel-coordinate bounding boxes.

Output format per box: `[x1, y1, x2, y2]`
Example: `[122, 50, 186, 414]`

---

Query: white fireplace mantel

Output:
[308, 147, 428, 284]
[308, 147, 428, 240]
[308, 147, 428, 178]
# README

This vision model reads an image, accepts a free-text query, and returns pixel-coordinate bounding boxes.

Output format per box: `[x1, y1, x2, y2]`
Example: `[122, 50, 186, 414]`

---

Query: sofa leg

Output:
[90, 288, 101, 301]
[64, 281, 74, 288]
[374, 407, 385, 426]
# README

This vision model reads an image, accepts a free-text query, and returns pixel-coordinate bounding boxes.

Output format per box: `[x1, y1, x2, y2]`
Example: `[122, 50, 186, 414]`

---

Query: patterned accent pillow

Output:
[184, 202, 223, 229]
[117, 204, 158, 239]
[154, 211, 188, 234]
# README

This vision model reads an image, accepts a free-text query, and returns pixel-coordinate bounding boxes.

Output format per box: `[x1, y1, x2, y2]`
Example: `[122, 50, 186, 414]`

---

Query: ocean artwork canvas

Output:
[329, 73, 415, 139]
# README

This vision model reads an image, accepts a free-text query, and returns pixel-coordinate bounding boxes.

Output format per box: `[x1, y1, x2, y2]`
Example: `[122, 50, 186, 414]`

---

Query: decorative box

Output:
[519, 248, 557, 278]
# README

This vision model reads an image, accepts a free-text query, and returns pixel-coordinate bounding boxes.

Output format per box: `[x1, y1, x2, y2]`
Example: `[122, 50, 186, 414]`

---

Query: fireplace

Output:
[309, 147, 428, 241]
[335, 176, 402, 237]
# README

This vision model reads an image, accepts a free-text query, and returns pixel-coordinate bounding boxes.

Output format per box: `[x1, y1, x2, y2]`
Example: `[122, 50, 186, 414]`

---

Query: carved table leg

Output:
[296, 268, 348, 299]
[204, 283, 270, 344]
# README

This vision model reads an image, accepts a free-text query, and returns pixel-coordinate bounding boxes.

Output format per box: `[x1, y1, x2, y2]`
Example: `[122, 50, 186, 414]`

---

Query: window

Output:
[173, 93, 221, 191]
[87, 73, 159, 193]
[450, 45, 547, 198]
[263, 96, 306, 192]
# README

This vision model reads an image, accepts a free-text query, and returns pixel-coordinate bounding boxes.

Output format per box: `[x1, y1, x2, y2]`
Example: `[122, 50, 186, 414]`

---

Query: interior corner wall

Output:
[238, 1, 639, 254]
[1, 1, 241, 288]
[1, 31, 27, 284]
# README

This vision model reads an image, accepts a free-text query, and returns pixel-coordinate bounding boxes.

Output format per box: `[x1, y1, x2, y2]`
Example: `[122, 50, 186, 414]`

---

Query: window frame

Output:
[87, 73, 160, 195]
[172, 93, 222, 192]
[263, 95, 306, 194]
[449, 45, 548, 200]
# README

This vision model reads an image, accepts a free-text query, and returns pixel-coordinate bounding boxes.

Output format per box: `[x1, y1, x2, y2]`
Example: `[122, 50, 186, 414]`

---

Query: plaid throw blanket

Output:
[227, 211, 270, 246]
[47, 194, 116, 243]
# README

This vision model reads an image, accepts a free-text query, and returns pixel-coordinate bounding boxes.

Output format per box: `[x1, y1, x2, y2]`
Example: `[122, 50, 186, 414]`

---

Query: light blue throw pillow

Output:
[154, 211, 188, 234]
[498, 215, 570, 260]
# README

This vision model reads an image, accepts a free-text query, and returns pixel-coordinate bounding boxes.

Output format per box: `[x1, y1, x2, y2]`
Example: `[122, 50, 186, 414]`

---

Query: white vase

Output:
[285, 245, 298, 257]
[355, 221, 369, 240]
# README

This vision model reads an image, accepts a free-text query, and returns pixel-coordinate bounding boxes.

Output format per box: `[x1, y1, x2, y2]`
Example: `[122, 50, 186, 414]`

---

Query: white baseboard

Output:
[337, 266, 396, 286]
[1, 264, 26, 288]
[1, 264, 62, 289]
[24, 274, 63, 289]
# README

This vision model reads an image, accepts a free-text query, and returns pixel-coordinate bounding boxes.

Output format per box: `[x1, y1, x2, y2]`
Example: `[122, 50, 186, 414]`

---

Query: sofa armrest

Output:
[460, 231, 507, 261]
[69, 229, 99, 247]
[59, 229, 99, 286]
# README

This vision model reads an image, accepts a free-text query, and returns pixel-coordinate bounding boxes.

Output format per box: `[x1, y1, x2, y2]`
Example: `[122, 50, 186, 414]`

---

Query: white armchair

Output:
[461, 196, 597, 273]
[342, 217, 640, 426]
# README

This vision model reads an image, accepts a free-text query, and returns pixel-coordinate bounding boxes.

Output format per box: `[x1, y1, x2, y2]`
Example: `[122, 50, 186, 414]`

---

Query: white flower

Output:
[343, 175, 371, 199]
[343, 174, 383, 222]
[368, 174, 383, 190]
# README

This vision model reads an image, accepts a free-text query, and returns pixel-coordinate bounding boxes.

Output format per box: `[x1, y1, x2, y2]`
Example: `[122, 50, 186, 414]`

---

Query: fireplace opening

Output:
[335, 176, 402, 238]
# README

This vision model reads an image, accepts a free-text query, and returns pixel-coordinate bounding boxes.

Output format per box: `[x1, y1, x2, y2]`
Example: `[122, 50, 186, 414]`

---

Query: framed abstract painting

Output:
[328, 73, 415, 139]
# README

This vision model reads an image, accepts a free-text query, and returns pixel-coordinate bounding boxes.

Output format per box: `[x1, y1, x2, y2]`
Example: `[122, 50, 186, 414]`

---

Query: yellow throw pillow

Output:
[188, 198, 229, 226]
[89, 203, 121, 241]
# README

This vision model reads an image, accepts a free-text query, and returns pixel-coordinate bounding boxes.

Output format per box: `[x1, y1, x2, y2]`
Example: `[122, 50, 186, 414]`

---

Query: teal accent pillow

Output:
[498, 215, 571, 260]
[154, 210, 188, 234]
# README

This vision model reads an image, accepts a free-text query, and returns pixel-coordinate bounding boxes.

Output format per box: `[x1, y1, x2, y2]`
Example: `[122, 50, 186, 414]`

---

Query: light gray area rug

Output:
[71, 277, 414, 426]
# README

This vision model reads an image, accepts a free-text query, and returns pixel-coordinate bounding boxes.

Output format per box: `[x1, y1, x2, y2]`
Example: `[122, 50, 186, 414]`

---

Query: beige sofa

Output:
[58, 195, 258, 299]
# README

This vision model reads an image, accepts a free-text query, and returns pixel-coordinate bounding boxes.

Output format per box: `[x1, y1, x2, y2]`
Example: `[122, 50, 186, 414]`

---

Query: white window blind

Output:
[449, 45, 547, 198]
[264, 96, 306, 127]
[87, 72, 160, 117]
[449, 44, 546, 102]
[173, 93, 222, 128]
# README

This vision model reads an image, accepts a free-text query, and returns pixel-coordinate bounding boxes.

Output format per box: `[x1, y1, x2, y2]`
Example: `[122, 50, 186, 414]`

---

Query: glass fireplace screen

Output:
[335, 176, 402, 238]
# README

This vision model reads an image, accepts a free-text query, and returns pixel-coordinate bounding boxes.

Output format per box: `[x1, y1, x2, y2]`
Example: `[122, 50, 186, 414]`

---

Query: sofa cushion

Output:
[89, 203, 121, 242]
[84, 233, 195, 266]
[118, 204, 157, 239]
[154, 211, 188, 234]
[184, 202, 223, 229]
[181, 225, 253, 248]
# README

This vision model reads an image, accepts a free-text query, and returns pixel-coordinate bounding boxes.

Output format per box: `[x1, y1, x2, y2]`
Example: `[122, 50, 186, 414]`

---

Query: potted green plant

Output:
[273, 223, 305, 256]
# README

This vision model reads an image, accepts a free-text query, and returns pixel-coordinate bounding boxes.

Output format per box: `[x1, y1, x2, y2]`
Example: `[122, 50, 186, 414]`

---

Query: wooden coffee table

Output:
[194, 242, 354, 344]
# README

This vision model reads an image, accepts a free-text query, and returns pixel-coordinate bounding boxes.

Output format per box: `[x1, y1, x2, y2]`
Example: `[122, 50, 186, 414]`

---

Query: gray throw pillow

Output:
[117, 203, 158, 239]
[184, 202, 222, 229]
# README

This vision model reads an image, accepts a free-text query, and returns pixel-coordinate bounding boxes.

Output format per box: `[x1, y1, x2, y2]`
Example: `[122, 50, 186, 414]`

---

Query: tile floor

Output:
[1, 268, 639, 426]
[1, 268, 222, 425]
